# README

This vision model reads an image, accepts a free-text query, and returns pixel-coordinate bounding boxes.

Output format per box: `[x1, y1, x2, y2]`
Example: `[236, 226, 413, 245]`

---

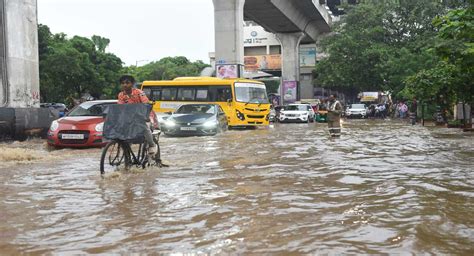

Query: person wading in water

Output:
[327, 94, 343, 137]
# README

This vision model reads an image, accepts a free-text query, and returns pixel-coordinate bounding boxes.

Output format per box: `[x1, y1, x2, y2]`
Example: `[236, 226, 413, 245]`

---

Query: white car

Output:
[279, 104, 315, 123]
[345, 103, 367, 118]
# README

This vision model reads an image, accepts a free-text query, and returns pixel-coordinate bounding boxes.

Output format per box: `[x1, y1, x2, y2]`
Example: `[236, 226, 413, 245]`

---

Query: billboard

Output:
[360, 92, 380, 102]
[244, 55, 281, 71]
[216, 64, 240, 79]
[282, 81, 297, 103]
[300, 47, 316, 67]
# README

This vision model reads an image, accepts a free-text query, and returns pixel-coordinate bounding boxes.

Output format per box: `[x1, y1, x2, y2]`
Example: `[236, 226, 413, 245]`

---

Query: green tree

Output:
[406, 1, 473, 122]
[314, 0, 464, 99]
[91, 35, 111, 53]
[260, 79, 279, 94]
[433, 3, 474, 104]
[38, 24, 123, 103]
[124, 56, 210, 82]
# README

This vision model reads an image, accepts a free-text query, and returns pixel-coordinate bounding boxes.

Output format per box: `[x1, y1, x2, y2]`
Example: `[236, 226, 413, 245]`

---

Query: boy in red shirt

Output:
[118, 75, 157, 155]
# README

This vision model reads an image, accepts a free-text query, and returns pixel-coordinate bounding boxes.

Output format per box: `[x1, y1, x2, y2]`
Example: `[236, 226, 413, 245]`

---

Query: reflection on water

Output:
[0, 120, 473, 254]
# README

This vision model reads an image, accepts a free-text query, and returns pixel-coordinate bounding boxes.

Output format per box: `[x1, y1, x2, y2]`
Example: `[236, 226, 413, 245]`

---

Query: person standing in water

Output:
[327, 94, 343, 137]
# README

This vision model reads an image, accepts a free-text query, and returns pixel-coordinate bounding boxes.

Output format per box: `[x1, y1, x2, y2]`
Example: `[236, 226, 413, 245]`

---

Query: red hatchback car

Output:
[47, 100, 117, 148]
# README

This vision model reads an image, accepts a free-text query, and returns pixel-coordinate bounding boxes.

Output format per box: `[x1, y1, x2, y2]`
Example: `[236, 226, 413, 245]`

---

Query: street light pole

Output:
[135, 59, 149, 67]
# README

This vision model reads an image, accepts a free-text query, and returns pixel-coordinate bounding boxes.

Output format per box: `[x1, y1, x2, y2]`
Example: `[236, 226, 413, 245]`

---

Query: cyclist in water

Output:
[117, 75, 158, 156]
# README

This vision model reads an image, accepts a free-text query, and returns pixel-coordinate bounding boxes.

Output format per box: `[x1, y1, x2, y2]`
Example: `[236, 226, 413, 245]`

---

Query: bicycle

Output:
[99, 103, 167, 176]
[100, 129, 164, 176]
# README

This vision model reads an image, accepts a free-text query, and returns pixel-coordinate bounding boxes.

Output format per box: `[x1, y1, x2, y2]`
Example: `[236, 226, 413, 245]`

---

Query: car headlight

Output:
[95, 122, 104, 132]
[203, 120, 218, 128]
[50, 120, 59, 131]
[164, 120, 176, 127]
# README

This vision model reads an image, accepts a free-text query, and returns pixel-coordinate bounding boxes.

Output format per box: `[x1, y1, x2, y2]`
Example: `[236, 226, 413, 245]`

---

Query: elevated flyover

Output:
[244, 0, 332, 43]
[214, 0, 335, 103]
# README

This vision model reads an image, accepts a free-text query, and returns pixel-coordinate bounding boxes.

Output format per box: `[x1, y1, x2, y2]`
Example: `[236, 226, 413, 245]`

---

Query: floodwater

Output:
[0, 120, 473, 254]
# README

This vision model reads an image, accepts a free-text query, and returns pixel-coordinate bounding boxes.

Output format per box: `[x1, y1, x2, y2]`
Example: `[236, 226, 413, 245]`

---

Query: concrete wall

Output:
[0, 0, 40, 108]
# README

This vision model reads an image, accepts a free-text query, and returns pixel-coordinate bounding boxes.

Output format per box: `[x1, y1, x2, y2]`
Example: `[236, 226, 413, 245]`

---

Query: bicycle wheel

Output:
[100, 141, 130, 175]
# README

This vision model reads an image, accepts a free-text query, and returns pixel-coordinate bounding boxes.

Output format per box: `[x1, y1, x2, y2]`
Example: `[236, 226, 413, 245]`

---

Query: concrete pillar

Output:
[277, 32, 304, 104]
[0, 0, 40, 108]
[0, 0, 7, 107]
[213, 0, 245, 76]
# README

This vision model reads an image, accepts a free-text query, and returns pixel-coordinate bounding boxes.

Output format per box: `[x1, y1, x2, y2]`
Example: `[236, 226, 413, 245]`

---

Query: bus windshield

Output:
[235, 82, 269, 104]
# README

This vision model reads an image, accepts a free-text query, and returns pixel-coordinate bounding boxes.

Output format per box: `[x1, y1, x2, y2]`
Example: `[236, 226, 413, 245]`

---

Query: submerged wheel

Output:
[100, 141, 129, 176]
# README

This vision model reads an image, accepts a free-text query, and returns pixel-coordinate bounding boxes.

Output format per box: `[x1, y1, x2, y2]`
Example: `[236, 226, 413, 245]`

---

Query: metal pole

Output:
[422, 101, 425, 126]
[462, 102, 467, 128]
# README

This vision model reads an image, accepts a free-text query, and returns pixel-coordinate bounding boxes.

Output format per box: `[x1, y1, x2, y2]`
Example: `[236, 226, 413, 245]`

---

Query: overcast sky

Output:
[38, 0, 215, 66]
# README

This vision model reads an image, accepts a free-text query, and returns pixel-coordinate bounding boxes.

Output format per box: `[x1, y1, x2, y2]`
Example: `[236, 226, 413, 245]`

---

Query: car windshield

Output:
[351, 104, 366, 109]
[235, 82, 269, 104]
[284, 105, 307, 111]
[176, 105, 215, 114]
[68, 102, 112, 116]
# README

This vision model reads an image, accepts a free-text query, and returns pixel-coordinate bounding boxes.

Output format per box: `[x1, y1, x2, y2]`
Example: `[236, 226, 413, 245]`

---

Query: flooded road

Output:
[1, 120, 473, 254]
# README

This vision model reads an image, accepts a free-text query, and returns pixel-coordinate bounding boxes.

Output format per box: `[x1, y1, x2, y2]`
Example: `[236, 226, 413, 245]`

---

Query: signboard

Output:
[282, 81, 297, 103]
[216, 64, 240, 79]
[244, 55, 281, 71]
[360, 92, 379, 102]
[300, 47, 316, 67]
[243, 26, 280, 47]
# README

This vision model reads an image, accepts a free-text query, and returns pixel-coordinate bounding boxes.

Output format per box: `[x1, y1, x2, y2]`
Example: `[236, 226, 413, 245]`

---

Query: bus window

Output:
[177, 88, 195, 101]
[196, 88, 208, 101]
[218, 88, 232, 102]
[151, 89, 161, 101]
[210, 86, 232, 102]
[143, 88, 151, 98]
[162, 88, 177, 101]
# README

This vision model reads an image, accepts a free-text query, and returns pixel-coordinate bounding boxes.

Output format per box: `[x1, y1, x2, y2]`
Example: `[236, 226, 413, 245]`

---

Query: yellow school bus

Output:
[141, 77, 271, 127]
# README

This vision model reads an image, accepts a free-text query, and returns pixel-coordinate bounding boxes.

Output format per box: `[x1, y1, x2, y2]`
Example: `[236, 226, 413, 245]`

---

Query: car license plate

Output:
[62, 134, 84, 139]
[180, 127, 197, 131]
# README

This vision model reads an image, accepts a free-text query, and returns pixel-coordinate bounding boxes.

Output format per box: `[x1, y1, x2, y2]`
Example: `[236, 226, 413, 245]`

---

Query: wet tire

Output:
[100, 141, 129, 176]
